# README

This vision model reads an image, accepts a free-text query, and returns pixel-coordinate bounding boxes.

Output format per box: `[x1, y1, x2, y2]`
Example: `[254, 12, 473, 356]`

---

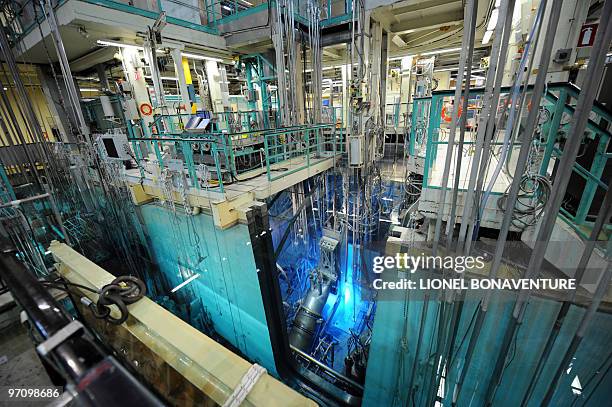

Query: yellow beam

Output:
[50, 241, 316, 407]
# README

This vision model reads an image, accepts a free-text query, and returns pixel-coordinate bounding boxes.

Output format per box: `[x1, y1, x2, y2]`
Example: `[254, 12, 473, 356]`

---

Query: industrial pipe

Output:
[456, 0, 517, 254]
[446, 1, 478, 251]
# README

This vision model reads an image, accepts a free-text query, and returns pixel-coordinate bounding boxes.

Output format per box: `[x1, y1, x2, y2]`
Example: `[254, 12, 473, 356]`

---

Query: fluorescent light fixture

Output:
[240, 0, 253, 5]
[482, 30, 493, 45]
[487, 8, 499, 31]
[79, 88, 99, 92]
[306, 65, 344, 72]
[97, 39, 143, 49]
[171, 273, 200, 293]
[421, 47, 461, 56]
[451, 71, 484, 77]
[144, 75, 178, 81]
[512, 2, 522, 24]
[222, 5, 232, 11]
[182, 52, 223, 62]
[452, 74, 486, 81]
[388, 55, 413, 61]
[436, 67, 483, 73]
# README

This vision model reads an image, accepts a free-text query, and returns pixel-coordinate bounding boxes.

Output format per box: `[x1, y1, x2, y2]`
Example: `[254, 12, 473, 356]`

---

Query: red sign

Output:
[139, 103, 153, 116]
[577, 23, 598, 47]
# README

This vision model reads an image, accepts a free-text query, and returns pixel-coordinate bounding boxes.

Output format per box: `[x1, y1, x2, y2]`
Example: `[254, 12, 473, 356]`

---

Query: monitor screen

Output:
[103, 137, 120, 158]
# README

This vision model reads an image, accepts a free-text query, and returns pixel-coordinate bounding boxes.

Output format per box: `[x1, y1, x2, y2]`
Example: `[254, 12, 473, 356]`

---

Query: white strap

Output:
[36, 320, 83, 356]
[222, 364, 267, 407]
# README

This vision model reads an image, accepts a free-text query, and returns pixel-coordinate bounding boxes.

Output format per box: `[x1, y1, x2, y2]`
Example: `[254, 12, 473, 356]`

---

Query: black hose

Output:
[41, 275, 146, 325]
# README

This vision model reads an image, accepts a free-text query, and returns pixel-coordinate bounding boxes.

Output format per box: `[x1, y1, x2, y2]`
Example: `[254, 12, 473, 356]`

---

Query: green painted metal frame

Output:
[539, 86, 611, 237]
[4, 0, 358, 50]
[82, 0, 218, 34]
[408, 97, 432, 156]
[4, 0, 218, 46]
[126, 120, 341, 192]
[412, 82, 612, 239]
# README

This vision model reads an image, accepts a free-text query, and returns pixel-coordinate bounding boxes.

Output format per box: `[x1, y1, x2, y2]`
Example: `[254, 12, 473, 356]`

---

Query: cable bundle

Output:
[42, 275, 146, 325]
[497, 174, 551, 230]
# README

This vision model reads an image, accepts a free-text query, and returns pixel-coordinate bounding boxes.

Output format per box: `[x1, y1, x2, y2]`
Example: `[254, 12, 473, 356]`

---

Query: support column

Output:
[399, 56, 413, 121]
[170, 48, 191, 112]
[341, 62, 350, 127]
[205, 60, 227, 113]
[121, 46, 153, 125]
[142, 41, 165, 108]
[294, 41, 306, 124]
[368, 20, 383, 124]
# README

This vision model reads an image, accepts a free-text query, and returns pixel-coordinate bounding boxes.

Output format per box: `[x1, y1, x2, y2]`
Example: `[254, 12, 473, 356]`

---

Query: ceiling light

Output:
[222, 5, 232, 11]
[79, 88, 100, 92]
[435, 67, 481, 72]
[421, 47, 461, 56]
[388, 55, 413, 61]
[482, 30, 493, 45]
[487, 8, 499, 31]
[97, 39, 143, 49]
[145, 75, 178, 81]
[182, 52, 223, 62]
[451, 71, 484, 77]
[512, 2, 522, 24]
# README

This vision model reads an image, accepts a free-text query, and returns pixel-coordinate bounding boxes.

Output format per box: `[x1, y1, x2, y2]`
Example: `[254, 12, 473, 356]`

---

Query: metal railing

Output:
[411, 82, 611, 240]
[539, 84, 611, 238]
[127, 122, 342, 192]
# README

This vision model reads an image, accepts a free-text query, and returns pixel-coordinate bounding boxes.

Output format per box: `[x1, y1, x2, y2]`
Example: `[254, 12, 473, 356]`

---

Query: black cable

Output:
[497, 174, 551, 230]
[504, 321, 523, 370]
[40, 275, 145, 325]
[40, 279, 98, 294]
[449, 299, 482, 368]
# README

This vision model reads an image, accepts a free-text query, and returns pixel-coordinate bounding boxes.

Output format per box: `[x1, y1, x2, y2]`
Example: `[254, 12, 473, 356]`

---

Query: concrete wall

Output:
[138, 203, 277, 373]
